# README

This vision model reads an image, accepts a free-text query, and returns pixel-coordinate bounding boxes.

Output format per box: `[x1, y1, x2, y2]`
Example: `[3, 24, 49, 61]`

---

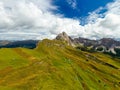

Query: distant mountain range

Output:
[0, 40, 39, 49]
[1, 32, 120, 56]
[56, 32, 120, 56]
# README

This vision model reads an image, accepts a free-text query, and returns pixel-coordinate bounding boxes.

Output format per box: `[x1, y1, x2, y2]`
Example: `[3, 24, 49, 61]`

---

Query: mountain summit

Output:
[56, 32, 120, 55]
[55, 32, 74, 46]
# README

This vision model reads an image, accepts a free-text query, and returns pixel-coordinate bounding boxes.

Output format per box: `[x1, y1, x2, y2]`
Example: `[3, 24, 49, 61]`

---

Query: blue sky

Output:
[0, 0, 120, 40]
[51, 0, 114, 26]
[53, 0, 113, 18]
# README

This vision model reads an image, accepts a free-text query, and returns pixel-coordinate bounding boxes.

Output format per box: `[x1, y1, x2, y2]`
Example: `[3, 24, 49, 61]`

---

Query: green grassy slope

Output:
[0, 39, 120, 90]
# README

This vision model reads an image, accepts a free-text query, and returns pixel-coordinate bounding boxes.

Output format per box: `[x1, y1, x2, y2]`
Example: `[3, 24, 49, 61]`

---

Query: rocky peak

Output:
[56, 32, 68, 41]
[55, 32, 74, 46]
[55, 32, 120, 55]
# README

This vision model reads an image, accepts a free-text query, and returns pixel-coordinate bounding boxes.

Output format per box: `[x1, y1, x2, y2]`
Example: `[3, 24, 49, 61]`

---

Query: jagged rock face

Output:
[74, 37, 120, 54]
[74, 37, 98, 47]
[95, 38, 120, 54]
[98, 38, 120, 48]
[56, 32, 74, 46]
[56, 32, 120, 54]
[97, 38, 116, 54]
[56, 32, 68, 40]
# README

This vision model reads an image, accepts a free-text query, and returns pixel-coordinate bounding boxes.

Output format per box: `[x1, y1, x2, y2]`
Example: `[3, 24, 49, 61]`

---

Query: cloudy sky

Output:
[0, 0, 120, 40]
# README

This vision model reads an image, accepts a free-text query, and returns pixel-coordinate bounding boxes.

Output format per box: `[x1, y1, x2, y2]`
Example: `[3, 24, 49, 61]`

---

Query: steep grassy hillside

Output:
[0, 39, 120, 90]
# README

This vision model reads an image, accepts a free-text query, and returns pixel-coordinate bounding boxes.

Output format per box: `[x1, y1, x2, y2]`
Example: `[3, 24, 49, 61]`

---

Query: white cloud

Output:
[0, 0, 82, 40]
[66, 0, 77, 9]
[82, 0, 120, 39]
[0, 0, 120, 40]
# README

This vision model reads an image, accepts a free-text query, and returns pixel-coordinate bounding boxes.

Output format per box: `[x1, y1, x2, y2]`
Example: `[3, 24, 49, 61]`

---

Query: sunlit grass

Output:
[0, 39, 120, 90]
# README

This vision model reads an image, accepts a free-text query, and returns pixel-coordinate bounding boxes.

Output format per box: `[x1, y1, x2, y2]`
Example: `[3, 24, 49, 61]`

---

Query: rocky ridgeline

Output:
[0, 32, 120, 55]
[56, 32, 120, 55]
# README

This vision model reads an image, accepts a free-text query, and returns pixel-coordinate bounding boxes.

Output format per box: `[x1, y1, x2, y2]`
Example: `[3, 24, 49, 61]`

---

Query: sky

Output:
[0, 0, 120, 40]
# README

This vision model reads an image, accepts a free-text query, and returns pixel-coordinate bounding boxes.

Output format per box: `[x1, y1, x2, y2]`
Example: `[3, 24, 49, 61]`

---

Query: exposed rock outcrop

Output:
[55, 32, 75, 46]
[56, 32, 120, 55]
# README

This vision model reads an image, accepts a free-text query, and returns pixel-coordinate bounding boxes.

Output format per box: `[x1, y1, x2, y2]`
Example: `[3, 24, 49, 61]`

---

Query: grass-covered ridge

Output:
[0, 39, 120, 90]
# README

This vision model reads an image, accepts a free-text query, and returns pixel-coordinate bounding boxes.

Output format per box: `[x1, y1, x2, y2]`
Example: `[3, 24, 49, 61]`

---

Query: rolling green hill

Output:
[0, 39, 120, 90]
